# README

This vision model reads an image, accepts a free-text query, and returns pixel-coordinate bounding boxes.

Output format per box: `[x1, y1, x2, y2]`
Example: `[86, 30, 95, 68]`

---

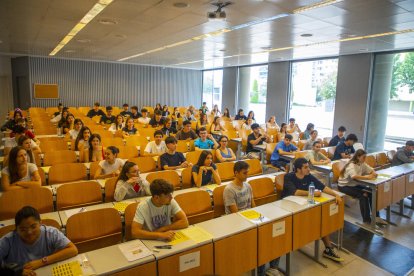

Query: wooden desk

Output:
[196, 213, 257, 275]
[319, 193, 345, 237]
[58, 203, 114, 226]
[230, 137, 242, 160]
[253, 144, 267, 165]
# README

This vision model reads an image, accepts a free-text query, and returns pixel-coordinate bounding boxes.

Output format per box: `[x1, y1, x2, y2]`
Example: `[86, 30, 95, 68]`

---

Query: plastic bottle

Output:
[308, 182, 315, 204]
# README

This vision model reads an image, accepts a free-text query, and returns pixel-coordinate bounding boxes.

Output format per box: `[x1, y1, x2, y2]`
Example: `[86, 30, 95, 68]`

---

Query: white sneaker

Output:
[376, 217, 388, 225]
[265, 268, 283, 276]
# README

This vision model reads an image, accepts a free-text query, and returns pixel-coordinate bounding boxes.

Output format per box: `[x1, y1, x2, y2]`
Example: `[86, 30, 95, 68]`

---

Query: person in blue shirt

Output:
[192, 150, 221, 187]
[332, 134, 358, 160]
[270, 134, 299, 171]
[328, 126, 346, 147]
[194, 127, 218, 150]
[0, 206, 78, 275]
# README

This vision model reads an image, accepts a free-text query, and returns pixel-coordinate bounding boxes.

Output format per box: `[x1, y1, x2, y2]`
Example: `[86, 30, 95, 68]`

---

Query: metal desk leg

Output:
[385, 206, 397, 226]
[392, 199, 411, 218]
[236, 142, 241, 160]
[356, 185, 383, 235]
[326, 173, 331, 188]
[260, 150, 266, 165]
[299, 240, 328, 268]
[286, 253, 291, 276]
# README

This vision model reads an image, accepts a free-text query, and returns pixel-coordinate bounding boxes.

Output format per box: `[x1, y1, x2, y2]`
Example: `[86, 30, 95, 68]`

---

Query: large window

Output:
[238, 65, 268, 124]
[289, 59, 338, 138]
[202, 70, 223, 110]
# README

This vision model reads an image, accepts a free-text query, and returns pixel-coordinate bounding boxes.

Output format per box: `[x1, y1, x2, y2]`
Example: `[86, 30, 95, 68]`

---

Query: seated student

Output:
[1, 109, 25, 132]
[303, 123, 314, 140]
[278, 123, 288, 141]
[234, 109, 247, 121]
[137, 108, 150, 125]
[5, 125, 40, 156]
[182, 110, 196, 122]
[61, 113, 75, 134]
[242, 117, 254, 130]
[171, 107, 181, 129]
[328, 126, 346, 147]
[57, 108, 69, 128]
[74, 126, 91, 151]
[270, 134, 299, 171]
[161, 118, 177, 137]
[200, 102, 209, 113]
[266, 116, 280, 131]
[144, 130, 167, 156]
[10, 118, 38, 144]
[391, 140, 414, 166]
[122, 118, 138, 137]
[197, 113, 208, 132]
[192, 150, 221, 187]
[154, 103, 162, 113]
[108, 115, 125, 133]
[100, 106, 116, 125]
[306, 141, 331, 165]
[332, 134, 358, 160]
[52, 103, 64, 118]
[17, 135, 38, 165]
[130, 106, 142, 121]
[114, 162, 151, 201]
[212, 104, 221, 116]
[215, 135, 236, 162]
[149, 110, 165, 128]
[222, 107, 231, 118]
[303, 129, 320, 150]
[223, 161, 255, 214]
[131, 179, 189, 241]
[175, 121, 198, 140]
[86, 102, 105, 118]
[82, 134, 104, 163]
[286, 118, 301, 141]
[282, 158, 344, 262]
[210, 116, 226, 140]
[247, 111, 255, 123]
[246, 123, 271, 159]
[338, 149, 386, 225]
[67, 119, 83, 140]
[160, 137, 192, 170]
[194, 127, 219, 150]
[161, 105, 170, 117]
[94, 146, 125, 179]
[0, 206, 78, 274]
[1, 147, 41, 191]
[120, 103, 132, 117]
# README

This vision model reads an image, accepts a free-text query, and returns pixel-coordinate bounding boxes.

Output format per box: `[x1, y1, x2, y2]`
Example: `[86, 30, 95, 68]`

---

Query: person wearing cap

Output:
[100, 106, 116, 125]
[87, 102, 105, 118]
[246, 123, 271, 155]
[392, 140, 414, 166]
[120, 103, 132, 117]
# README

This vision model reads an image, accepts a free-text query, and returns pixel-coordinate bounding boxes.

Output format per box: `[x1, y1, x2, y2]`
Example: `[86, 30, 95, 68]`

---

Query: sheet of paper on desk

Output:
[239, 209, 261, 219]
[169, 231, 190, 245]
[181, 226, 213, 243]
[313, 197, 329, 203]
[64, 208, 85, 219]
[284, 196, 308, 205]
[118, 240, 152, 262]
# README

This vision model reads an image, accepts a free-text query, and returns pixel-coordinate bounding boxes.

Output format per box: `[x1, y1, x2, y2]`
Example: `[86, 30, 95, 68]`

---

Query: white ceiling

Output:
[1, 0, 414, 69]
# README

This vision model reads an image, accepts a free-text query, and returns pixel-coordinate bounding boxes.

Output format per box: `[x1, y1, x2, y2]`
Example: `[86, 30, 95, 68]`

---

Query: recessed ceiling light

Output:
[300, 33, 313, 37]
[76, 39, 91, 43]
[114, 34, 127, 39]
[173, 2, 189, 8]
[99, 18, 118, 25]
[64, 50, 76, 53]
[219, 49, 226, 52]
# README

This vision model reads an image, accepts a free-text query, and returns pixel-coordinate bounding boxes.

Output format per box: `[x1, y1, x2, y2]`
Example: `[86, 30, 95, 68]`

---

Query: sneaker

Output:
[323, 247, 344, 262]
[376, 217, 388, 225]
[265, 268, 283, 276]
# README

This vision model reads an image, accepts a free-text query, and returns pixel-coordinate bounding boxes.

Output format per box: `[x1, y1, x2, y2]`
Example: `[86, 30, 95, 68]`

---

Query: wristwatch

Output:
[42, 256, 48, 265]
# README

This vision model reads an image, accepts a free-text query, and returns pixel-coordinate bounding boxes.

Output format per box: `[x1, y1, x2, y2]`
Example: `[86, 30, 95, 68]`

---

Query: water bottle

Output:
[166, 130, 169, 137]
[308, 182, 315, 204]
[57, 127, 62, 136]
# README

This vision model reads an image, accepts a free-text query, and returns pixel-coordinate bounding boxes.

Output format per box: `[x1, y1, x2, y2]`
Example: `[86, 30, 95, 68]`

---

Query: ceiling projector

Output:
[207, 10, 226, 20]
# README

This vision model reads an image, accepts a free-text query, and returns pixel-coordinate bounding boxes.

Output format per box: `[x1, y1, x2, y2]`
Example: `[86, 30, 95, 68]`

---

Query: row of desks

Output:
[35, 192, 345, 276]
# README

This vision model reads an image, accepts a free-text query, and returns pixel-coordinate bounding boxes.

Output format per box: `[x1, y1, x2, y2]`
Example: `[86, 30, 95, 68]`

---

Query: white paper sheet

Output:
[284, 196, 308, 205]
[118, 240, 152, 262]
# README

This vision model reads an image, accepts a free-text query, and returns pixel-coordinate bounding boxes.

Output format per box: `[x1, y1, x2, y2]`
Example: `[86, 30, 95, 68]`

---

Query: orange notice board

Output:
[34, 84, 59, 99]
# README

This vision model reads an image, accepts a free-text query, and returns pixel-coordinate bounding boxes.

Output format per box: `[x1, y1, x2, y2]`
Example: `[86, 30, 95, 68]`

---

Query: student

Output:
[74, 126, 91, 151]
[192, 150, 221, 187]
[82, 134, 104, 163]
[332, 134, 358, 160]
[194, 127, 218, 150]
[247, 111, 255, 122]
[0, 206, 78, 274]
[10, 118, 37, 144]
[17, 135, 38, 165]
[144, 130, 167, 156]
[5, 126, 40, 156]
[270, 134, 298, 171]
[266, 116, 279, 131]
[160, 137, 192, 170]
[200, 102, 209, 113]
[303, 129, 319, 150]
[154, 103, 162, 113]
[223, 161, 255, 214]
[137, 108, 150, 125]
[338, 149, 386, 225]
[1, 146, 41, 191]
[161, 105, 170, 117]
[286, 118, 301, 141]
[306, 141, 331, 165]
[120, 103, 132, 117]
[52, 103, 64, 117]
[109, 115, 125, 133]
[246, 123, 271, 157]
[1, 109, 25, 132]
[197, 113, 208, 132]
[99, 106, 115, 125]
[61, 113, 75, 134]
[328, 126, 347, 147]
[161, 118, 177, 137]
[57, 108, 69, 128]
[130, 106, 142, 121]
[234, 109, 247, 121]
[131, 179, 189, 241]
[114, 162, 151, 201]
[278, 123, 288, 141]
[67, 119, 83, 140]
[303, 123, 314, 140]
[51, 106, 68, 124]
[175, 121, 198, 140]
[215, 135, 236, 162]
[149, 110, 165, 128]
[86, 102, 105, 118]
[212, 104, 221, 116]
[171, 107, 181, 129]
[222, 108, 231, 118]
[210, 116, 226, 140]
[242, 118, 254, 130]
[94, 146, 125, 179]
[122, 118, 138, 137]
[282, 158, 344, 262]
[183, 110, 196, 122]
[391, 140, 414, 166]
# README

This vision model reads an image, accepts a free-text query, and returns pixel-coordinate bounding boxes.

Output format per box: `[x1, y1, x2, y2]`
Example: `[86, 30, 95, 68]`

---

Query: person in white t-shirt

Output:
[4, 125, 41, 156]
[137, 108, 151, 125]
[143, 130, 167, 156]
[286, 118, 301, 141]
[67, 119, 83, 140]
[94, 146, 125, 179]
[131, 179, 188, 241]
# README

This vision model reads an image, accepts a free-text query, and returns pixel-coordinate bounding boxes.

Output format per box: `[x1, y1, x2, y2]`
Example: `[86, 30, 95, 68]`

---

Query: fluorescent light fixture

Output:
[293, 0, 342, 14]
[118, 13, 289, 61]
[49, 0, 113, 56]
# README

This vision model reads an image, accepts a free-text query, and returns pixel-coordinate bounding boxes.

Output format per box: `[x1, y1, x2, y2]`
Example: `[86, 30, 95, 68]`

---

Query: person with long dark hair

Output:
[17, 135, 37, 165]
[74, 126, 91, 151]
[1, 109, 25, 132]
[94, 146, 125, 179]
[82, 133, 104, 162]
[215, 135, 236, 163]
[191, 150, 221, 187]
[67, 118, 83, 140]
[114, 161, 151, 201]
[109, 115, 125, 133]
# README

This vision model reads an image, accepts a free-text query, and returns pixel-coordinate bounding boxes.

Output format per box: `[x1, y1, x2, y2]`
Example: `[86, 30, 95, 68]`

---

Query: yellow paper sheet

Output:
[113, 202, 132, 213]
[377, 174, 392, 179]
[168, 231, 189, 245]
[313, 197, 329, 203]
[239, 209, 262, 220]
[181, 226, 213, 243]
[52, 261, 82, 276]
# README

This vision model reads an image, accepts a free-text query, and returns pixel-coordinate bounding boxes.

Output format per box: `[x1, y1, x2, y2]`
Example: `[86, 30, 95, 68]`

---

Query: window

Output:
[289, 58, 338, 138]
[238, 65, 268, 124]
[202, 70, 223, 110]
